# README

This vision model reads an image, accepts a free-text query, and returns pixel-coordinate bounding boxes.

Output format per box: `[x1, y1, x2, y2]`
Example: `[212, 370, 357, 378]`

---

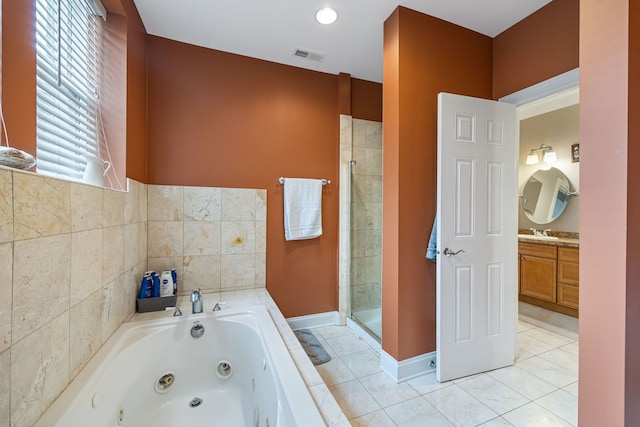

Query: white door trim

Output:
[498, 68, 579, 106]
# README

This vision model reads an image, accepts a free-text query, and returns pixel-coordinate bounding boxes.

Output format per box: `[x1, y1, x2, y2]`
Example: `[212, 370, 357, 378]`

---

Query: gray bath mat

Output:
[294, 329, 332, 366]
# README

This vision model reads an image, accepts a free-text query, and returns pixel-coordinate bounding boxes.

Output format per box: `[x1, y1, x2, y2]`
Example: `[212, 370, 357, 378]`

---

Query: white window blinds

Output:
[35, 0, 105, 180]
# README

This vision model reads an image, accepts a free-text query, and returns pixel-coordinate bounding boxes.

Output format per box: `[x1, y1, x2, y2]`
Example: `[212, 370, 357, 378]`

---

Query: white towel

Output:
[283, 178, 323, 241]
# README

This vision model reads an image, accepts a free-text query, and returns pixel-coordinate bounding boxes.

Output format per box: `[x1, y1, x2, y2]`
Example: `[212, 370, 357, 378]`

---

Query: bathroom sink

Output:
[517, 234, 559, 241]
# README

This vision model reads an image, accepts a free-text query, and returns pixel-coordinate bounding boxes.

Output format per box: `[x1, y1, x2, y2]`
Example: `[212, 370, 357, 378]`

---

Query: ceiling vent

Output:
[292, 47, 326, 63]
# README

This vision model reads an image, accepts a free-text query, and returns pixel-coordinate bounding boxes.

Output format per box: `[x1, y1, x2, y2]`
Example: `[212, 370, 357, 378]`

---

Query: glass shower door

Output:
[349, 119, 383, 341]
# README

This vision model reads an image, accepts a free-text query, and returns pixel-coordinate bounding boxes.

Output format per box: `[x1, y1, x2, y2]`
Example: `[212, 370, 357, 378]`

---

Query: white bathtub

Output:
[35, 305, 326, 426]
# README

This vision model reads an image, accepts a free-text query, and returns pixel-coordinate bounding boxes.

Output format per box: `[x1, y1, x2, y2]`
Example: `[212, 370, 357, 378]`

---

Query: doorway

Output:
[503, 69, 580, 366]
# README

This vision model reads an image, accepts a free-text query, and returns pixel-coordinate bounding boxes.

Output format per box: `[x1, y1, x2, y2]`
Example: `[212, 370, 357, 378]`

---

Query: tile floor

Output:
[310, 316, 578, 426]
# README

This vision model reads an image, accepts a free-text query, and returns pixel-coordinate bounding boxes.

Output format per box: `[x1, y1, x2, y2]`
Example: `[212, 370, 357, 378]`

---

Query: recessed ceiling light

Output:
[315, 7, 338, 25]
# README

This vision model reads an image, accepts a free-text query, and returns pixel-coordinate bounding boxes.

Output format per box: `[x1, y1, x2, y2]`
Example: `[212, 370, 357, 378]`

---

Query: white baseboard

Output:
[380, 350, 437, 383]
[286, 311, 339, 330]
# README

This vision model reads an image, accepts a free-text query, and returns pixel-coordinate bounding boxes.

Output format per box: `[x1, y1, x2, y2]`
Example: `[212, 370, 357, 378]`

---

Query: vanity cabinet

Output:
[518, 242, 579, 317]
[519, 243, 557, 302]
[557, 247, 579, 309]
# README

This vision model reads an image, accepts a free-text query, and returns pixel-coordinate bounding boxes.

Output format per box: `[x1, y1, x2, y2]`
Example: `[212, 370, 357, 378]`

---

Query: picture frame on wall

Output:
[571, 143, 580, 163]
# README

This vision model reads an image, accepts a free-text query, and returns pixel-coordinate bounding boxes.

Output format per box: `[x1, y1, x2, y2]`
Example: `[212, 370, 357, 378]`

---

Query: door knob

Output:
[443, 248, 465, 257]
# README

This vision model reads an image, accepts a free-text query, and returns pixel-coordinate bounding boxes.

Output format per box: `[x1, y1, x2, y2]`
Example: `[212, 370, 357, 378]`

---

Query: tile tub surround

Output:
[0, 167, 148, 427]
[147, 185, 267, 295]
[131, 289, 351, 426]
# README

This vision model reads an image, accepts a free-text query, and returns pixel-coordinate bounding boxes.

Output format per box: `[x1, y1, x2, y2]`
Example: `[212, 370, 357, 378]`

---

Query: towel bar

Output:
[279, 177, 330, 186]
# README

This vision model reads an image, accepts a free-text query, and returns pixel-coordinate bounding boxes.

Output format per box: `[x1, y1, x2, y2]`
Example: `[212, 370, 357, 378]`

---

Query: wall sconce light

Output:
[525, 144, 557, 165]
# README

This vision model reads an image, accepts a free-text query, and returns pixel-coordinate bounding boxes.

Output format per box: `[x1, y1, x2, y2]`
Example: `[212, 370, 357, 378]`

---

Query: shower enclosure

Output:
[339, 116, 383, 342]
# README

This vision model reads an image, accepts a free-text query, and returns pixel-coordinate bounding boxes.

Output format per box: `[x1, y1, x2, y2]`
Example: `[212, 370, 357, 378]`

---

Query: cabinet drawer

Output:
[558, 261, 579, 285]
[558, 247, 579, 263]
[518, 243, 557, 259]
[558, 283, 579, 309]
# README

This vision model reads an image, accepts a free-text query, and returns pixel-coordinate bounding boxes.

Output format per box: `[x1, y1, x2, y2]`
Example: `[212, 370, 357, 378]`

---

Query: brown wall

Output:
[493, 0, 579, 100]
[146, 36, 340, 317]
[382, 7, 493, 360]
[352, 78, 383, 122]
[120, 0, 148, 182]
[2, 0, 36, 157]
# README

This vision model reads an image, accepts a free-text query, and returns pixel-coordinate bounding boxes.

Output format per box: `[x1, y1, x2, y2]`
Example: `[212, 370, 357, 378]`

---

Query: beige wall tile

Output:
[148, 222, 183, 258]
[340, 114, 353, 147]
[365, 121, 383, 149]
[71, 229, 103, 306]
[70, 290, 102, 379]
[129, 179, 147, 224]
[184, 186, 221, 222]
[148, 185, 183, 221]
[102, 225, 124, 285]
[351, 147, 366, 175]
[184, 222, 221, 256]
[365, 148, 383, 176]
[102, 188, 125, 227]
[101, 275, 128, 342]
[0, 169, 13, 243]
[256, 221, 267, 254]
[364, 255, 382, 284]
[353, 119, 366, 147]
[138, 181, 148, 223]
[124, 223, 141, 271]
[11, 312, 69, 427]
[221, 254, 255, 291]
[256, 189, 267, 222]
[255, 253, 266, 288]
[13, 173, 71, 240]
[0, 243, 11, 353]
[221, 188, 256, 221]
[12, 235, 71, 343]
[183, 255, 221, 293]
[70, 182, 104, 232]
[0, 349, 8, 427]
[124, 179, 142, 225]
[365, 175, 383, 204]
[365, 228, 382, 257]
[221, 222, 256, 254]
[138, 223, 148, 264]
[123, 268, 140, 316]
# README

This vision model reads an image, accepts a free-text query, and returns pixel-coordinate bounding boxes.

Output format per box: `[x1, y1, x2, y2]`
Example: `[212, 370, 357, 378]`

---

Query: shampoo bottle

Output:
[171, 268, 177, 295]
[152, 273, 161, 298]
[160, 270, 173, 297]
[138, 273, 153, 299]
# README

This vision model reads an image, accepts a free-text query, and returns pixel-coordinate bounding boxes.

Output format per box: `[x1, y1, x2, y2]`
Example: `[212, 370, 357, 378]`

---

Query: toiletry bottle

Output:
[171, 268, 177, 295]
[152, 273, 161, 298]
[160, 270, 173, 297]
[138, 273, 153, 299]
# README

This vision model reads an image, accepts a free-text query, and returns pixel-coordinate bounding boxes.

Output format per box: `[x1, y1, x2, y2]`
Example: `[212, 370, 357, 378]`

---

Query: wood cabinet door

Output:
[520, 255, 557, 302]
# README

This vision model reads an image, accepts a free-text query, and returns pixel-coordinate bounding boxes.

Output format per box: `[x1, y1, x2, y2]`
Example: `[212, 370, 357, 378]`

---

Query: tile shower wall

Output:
[146, 185, 267, 295]
[0, 168, 148, 427]
[350, 119, 383, 313]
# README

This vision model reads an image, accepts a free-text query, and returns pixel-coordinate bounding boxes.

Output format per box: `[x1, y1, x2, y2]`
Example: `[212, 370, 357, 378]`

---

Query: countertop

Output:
[517, 235, 579, 248]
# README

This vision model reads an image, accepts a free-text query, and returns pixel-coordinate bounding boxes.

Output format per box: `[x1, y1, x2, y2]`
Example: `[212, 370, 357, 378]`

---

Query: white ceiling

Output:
[133, 0, 552, 83]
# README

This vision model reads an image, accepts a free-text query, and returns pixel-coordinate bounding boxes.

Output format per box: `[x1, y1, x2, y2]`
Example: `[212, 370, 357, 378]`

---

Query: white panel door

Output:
[436, 93, 517, 382]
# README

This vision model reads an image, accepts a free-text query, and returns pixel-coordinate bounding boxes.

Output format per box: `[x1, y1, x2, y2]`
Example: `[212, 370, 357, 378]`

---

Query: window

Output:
[35, 0, 106, 180]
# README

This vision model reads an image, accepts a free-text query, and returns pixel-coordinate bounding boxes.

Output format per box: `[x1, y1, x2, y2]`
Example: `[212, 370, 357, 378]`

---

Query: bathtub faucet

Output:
[191, 288, 203, 314]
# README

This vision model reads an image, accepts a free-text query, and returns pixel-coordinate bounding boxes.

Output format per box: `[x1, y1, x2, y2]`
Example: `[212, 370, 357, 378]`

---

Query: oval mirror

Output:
[521, 167, 571, 224]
